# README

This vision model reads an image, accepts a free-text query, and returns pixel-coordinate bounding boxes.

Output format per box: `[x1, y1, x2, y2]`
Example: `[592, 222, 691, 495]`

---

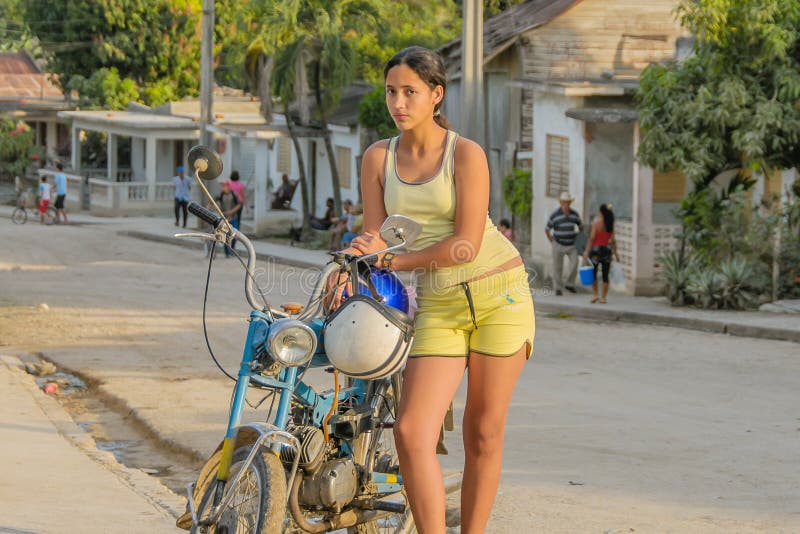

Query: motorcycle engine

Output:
[298, 458, 358, 513]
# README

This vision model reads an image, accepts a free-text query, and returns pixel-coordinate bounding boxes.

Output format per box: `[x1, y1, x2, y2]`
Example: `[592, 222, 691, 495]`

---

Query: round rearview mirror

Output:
[379, 214, 422, 247]
[187, 145, 223, 181]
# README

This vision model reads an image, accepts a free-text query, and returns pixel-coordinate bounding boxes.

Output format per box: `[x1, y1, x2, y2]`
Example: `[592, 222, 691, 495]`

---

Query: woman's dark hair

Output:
[384, 46, 450, 129]
[499, 218, 511, 228]
[230, 170, 240, 181]
[599, 204, 614, 233]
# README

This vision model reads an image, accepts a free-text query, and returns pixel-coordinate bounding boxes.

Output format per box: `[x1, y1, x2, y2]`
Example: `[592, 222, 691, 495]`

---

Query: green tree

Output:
[251, 0, 382, 220]
[66, 68, 140, 110]
[352, 0, 461, 84]
[22, 0, 201, 107]
[246, 1, 314, 236]
[0, 0, 39, 53]
[358, 85, 397, 141]
[0, 120, 38, 179]
[636, 0, 800, 188]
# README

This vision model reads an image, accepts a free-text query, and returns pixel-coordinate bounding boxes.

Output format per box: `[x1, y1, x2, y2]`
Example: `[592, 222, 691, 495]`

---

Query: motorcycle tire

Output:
[191, 445, 287, 534]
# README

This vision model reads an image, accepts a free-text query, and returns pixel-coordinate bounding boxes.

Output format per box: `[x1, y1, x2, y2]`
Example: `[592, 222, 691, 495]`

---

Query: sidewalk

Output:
[532, 290, 800, 343]
[0, 354, 183, 534]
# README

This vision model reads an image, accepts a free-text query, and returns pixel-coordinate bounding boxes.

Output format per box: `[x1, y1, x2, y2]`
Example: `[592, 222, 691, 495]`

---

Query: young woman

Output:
[347, 46, 535, 534]
[582, 203, 620, 303]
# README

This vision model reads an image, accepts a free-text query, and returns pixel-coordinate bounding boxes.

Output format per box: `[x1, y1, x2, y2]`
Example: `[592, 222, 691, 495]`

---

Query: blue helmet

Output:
[343, 267, 410, 314]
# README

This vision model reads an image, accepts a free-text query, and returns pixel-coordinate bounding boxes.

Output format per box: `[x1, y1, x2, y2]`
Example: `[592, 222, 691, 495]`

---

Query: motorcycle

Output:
[173, 147, 459, 533]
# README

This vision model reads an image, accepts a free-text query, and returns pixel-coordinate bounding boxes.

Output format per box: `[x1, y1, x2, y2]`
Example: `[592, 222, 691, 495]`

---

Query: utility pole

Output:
[460, 0, 484, 147]
[200, 0, 214, 147]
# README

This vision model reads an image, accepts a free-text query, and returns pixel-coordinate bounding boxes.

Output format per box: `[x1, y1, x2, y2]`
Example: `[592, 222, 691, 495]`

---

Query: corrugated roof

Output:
[0, 51, 39, 74]
[439, 0, 582, 72]
[0, 52, 64, 100]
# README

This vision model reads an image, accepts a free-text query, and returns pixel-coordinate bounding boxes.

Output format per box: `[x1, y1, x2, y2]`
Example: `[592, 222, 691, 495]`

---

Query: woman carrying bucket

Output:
[582, 204, 620, 303]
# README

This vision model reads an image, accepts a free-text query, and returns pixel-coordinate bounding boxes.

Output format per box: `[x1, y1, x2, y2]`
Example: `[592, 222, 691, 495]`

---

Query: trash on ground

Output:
[34, 372, 87, 395]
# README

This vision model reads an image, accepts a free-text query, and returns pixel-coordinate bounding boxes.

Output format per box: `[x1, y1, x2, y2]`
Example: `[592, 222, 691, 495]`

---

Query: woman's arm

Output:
[353, 138, 490, 271]
[610, 232, 620, 262]
[583, 222, 597, 259]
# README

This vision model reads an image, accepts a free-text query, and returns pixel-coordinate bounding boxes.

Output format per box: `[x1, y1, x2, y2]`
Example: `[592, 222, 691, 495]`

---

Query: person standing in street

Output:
[545, 191, 583, 295]
[583, 203, 620, 304]
[216, 181, 242, 257]
[173, 166, 191, 227]
[228, 170, 247, 214]
[38, 175, 52, 225]
[53, 162, 68, 224]
[343, 46, 535, 534]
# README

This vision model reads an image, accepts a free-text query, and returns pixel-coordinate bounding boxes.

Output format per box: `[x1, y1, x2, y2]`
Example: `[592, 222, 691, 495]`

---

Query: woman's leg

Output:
[600, 259, 611, 302]
[395, 357, 466, 534]
[461, 347, 527, 534]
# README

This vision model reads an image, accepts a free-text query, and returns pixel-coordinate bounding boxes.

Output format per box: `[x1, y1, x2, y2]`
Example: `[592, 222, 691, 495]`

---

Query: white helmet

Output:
[324, 294, 414, 379]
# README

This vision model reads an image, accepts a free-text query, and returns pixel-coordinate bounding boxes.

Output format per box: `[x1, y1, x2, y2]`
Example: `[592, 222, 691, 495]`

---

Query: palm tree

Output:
[246, 3, 315, 237]
[270, 0, 382, 216]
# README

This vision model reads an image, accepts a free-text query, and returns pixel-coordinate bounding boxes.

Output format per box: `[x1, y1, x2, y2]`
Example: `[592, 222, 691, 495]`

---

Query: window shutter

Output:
[546, 135, 569, 197]
[336, 146, 352, 189]
[653, 170, 686, 202]
[277, 137, 292, 175]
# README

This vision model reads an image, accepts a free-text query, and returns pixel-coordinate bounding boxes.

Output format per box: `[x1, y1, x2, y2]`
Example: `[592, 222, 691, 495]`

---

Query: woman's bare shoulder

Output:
[362, 139, 391, 163]
[453, 136, 487, 165]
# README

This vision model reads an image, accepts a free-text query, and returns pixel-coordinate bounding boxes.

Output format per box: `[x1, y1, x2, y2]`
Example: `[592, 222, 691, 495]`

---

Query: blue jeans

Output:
[225, 217, 240, 257]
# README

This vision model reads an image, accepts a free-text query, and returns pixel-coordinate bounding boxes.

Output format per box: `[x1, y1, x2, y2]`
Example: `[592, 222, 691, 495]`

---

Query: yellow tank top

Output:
[383, 130, 520, 294]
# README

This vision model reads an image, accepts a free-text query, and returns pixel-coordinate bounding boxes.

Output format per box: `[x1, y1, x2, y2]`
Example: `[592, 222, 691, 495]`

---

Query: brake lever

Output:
[175, 232, 219, 241]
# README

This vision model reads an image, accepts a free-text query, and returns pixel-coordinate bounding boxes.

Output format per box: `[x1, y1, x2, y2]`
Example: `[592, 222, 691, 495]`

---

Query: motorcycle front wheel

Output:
[191, 446, 287, 534]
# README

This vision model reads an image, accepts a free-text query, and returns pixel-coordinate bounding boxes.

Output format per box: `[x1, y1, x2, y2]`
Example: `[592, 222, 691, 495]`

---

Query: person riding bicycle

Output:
[341, 46, 535, 533]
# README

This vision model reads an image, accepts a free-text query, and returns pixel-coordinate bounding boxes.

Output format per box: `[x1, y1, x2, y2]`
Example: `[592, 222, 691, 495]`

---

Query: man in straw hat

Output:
[545, 191, 583, 295]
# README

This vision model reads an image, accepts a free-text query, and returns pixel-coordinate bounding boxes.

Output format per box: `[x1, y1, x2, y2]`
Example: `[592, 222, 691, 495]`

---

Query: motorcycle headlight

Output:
[267, 319, 317, 367]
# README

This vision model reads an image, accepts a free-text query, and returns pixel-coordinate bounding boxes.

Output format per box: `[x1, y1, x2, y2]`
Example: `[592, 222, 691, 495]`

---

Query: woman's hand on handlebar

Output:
[325, 246, 358, 311]
[350, 231, 387, 263]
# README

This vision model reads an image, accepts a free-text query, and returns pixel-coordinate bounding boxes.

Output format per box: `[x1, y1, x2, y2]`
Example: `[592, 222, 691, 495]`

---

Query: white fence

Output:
[615, 221, 680, 283]
[82, 167, 133, 182]
[88, 178, 175, 214]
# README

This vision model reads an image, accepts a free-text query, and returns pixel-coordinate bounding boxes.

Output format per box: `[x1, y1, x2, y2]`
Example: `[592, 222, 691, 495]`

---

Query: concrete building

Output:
[0, 51, 70, 164]
[52, 83, 370, 231]
[440, 0, 692, 294]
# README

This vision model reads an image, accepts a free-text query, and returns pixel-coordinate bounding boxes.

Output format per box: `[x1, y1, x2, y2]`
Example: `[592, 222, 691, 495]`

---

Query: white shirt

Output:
[39, 182, 52, 201]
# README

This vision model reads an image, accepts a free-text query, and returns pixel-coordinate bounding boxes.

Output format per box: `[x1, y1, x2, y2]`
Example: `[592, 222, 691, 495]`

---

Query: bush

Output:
[659, 250, 697, 306]
[502, 168, 532, 219]
[687, 269, 724, 309]
[718, 259, 757, 310]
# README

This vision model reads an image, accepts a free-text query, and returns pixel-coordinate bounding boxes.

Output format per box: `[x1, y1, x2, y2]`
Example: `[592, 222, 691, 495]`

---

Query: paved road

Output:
[1, 216, 799, 532]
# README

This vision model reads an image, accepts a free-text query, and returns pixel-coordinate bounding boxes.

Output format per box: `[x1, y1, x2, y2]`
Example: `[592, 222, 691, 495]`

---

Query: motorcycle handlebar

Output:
[188, 201, 222, 228]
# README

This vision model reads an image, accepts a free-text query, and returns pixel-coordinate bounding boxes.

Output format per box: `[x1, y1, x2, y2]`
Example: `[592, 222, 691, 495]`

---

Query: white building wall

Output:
[156, 139, 174, 181]
[530, 91, 586, 267]
[313, 127, 362, 214]
[131, 137, 145, 181]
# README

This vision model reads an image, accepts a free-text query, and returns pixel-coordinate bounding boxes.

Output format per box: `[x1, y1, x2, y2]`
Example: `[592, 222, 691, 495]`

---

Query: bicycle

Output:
[12, 194, 56, 225]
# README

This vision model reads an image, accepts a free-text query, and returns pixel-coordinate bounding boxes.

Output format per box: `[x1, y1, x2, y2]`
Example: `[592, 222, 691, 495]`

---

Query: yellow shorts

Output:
[410, 265, 535, 359]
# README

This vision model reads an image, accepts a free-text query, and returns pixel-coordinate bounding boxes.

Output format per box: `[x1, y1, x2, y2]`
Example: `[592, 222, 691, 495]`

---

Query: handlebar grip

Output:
[188, 201, 222, 228]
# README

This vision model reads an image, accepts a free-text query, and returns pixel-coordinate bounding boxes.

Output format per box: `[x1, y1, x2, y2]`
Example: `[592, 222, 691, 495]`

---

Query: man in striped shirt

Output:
[545, 192, 583, 295]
